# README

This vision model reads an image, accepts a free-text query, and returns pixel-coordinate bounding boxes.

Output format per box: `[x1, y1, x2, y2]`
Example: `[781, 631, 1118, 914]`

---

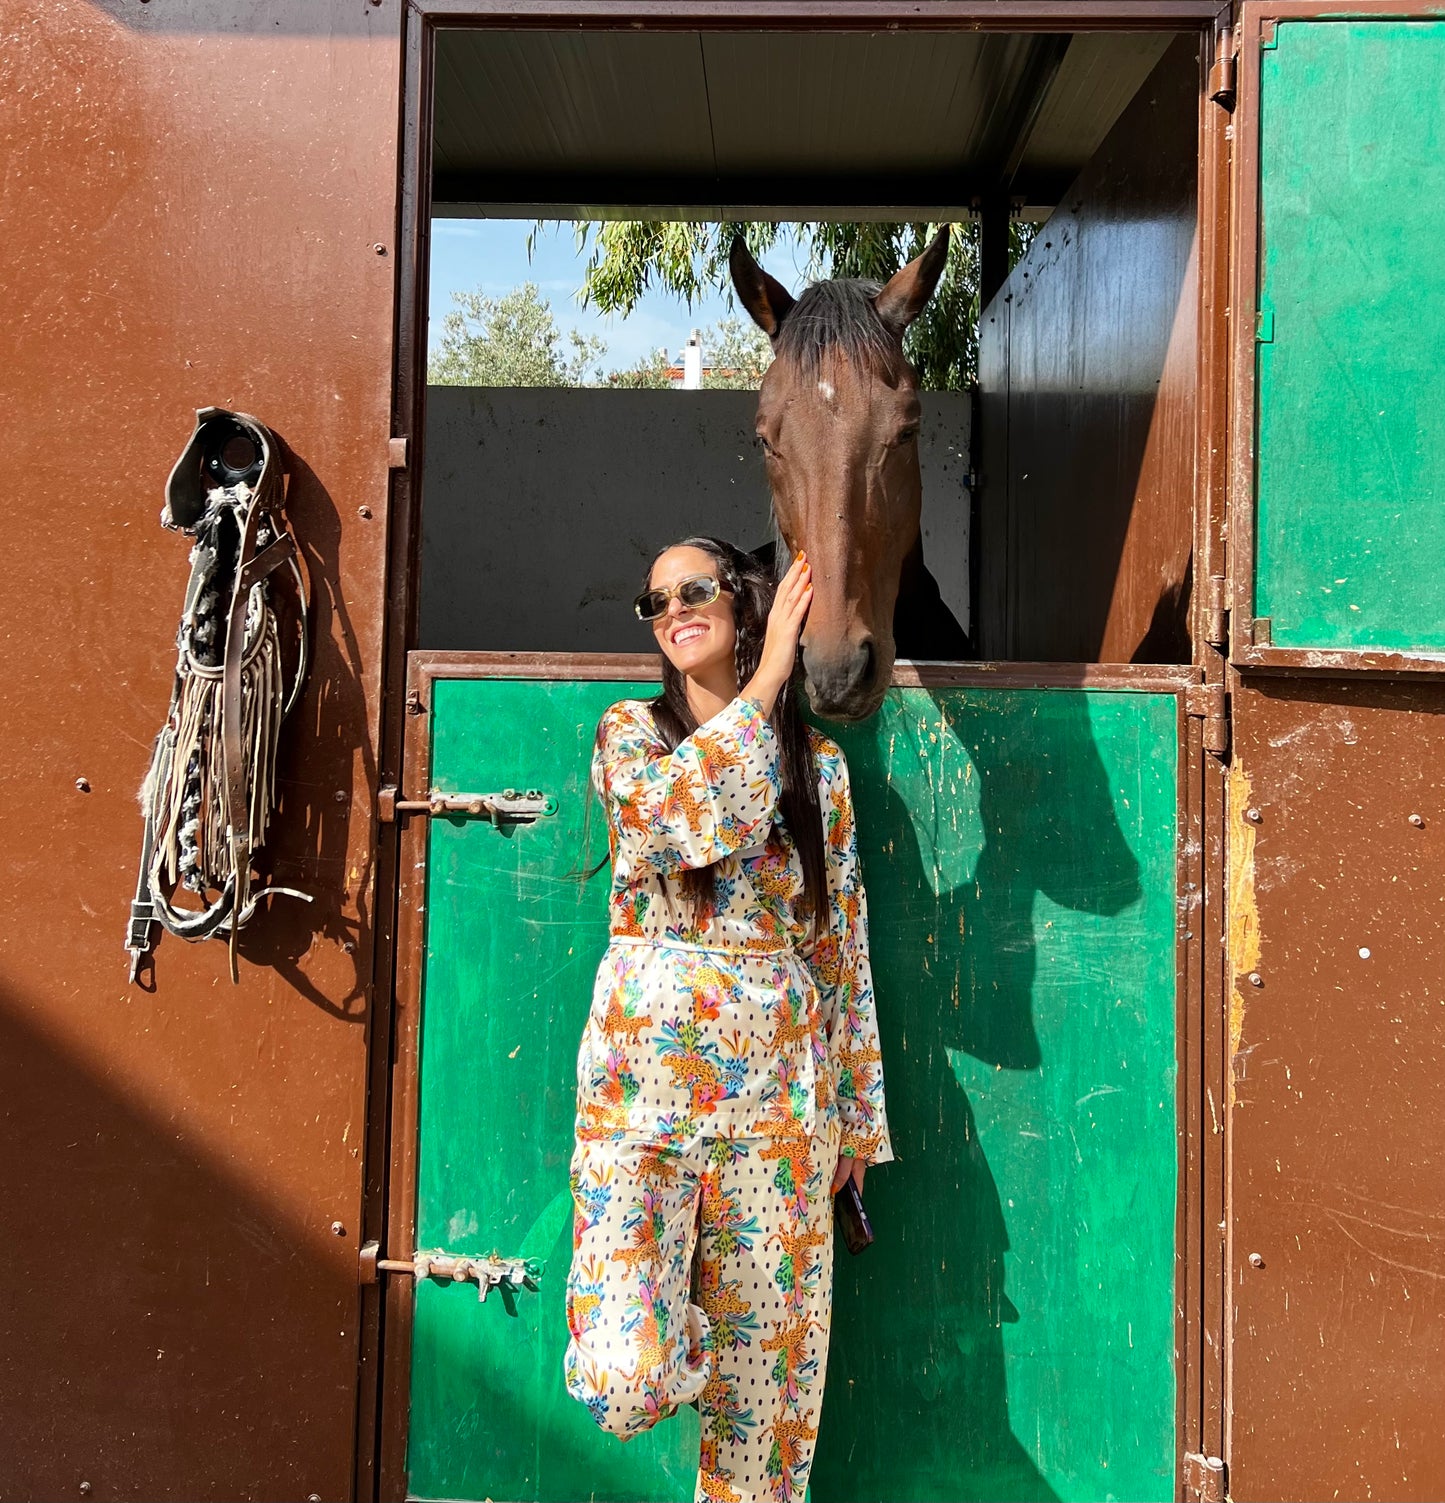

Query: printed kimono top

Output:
[577, 693, 892, 1164]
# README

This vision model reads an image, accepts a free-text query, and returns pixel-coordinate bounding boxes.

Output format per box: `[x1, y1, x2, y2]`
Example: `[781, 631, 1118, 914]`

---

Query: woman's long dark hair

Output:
[648, 536, 827, 927]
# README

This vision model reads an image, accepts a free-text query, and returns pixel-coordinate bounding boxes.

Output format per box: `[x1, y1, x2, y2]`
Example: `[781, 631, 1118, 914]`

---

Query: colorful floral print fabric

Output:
[566, 1115, 840, 1503]
[576, 693, 891, 1164]
[565, 694, 890, 1501]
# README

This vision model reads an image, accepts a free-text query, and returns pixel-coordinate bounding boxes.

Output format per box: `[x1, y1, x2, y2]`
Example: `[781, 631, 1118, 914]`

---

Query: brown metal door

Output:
[1226, 6, 1445, 1497]
[0, 5, 402, 1499]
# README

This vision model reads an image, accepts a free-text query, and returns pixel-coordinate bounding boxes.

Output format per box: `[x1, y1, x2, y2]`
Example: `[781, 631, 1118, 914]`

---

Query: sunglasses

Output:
[634, 573, 731, 622]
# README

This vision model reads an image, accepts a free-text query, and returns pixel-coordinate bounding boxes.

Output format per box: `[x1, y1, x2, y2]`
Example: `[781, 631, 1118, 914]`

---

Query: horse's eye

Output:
[889, 427, 919, 448]
[757, 434, 779, 459]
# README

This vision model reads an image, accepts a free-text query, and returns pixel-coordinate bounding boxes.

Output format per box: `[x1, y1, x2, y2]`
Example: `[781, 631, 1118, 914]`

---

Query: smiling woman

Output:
[562, 535, 892, 1501]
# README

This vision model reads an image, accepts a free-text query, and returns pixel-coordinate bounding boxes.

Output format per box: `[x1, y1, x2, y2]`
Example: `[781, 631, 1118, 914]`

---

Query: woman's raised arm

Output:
[592, 697, 781, 882]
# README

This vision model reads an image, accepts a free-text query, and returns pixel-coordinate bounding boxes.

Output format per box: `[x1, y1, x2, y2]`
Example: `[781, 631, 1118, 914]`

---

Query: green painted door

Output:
[1253, 19, 1445, 651]
[406, 674, 1179, 1503]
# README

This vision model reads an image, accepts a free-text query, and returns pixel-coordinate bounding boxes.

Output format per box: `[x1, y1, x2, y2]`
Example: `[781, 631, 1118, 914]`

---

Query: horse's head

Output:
[730, 229, 949, 721]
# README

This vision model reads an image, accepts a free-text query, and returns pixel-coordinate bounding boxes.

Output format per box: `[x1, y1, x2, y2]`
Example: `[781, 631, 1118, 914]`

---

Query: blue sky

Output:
[429, 219, 811, 373]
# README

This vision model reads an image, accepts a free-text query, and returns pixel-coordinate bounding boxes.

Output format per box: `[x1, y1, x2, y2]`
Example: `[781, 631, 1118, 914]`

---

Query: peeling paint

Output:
[1227, 762, 1261, 1083]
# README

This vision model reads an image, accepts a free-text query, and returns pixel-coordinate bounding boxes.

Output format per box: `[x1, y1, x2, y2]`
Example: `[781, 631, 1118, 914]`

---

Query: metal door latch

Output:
[377, 787, 557, 824]
[1183, 1452, 1226, 1502]
[358, 1240, 543, 1305]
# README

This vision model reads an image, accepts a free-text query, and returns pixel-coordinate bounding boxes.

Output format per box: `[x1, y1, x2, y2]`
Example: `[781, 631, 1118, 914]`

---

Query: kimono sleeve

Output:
[807, 745, 894, 1165]
[592, 696, 781, 883]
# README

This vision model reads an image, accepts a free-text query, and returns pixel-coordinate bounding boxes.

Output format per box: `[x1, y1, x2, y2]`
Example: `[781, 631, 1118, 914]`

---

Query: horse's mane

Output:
[773, 278, 906, 381]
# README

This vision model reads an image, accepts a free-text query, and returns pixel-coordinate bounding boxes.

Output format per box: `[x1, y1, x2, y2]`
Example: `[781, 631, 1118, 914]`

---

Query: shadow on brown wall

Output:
[0, 992, 358, 1503]
[222, 442, 377, 1021]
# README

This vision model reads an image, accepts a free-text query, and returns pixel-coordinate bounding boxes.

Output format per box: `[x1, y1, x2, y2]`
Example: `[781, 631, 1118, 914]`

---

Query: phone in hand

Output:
[834, 1175, 875, 1256]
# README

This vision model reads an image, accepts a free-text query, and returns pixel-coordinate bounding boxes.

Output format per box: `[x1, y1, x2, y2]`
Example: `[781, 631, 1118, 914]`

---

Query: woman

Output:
[564, 537, 891, 1503]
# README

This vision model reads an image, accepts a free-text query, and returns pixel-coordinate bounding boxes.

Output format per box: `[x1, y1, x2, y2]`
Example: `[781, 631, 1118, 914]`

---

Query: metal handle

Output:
[359, 1240, 543, 1305]
[378, 787, 558, 824]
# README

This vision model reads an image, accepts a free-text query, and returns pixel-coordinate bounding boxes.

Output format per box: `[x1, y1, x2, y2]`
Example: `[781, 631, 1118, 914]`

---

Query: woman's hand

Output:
[743, 552, 812, 716]
[832, 1156, 866, 1196]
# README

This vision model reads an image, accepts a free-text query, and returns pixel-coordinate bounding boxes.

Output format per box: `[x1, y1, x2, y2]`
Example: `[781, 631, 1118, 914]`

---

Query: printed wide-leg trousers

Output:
[564, 1113, 840, 1503]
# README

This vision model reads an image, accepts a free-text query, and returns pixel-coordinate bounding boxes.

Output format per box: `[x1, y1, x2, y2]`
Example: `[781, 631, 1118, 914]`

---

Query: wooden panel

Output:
[976, 36, 1199, 664]
[820, 687, 1179, 1503]
[408, 678, 698, 1502]
[0, 5, 399, 1498]
[409, 675, 1179, 1501]
[1253, 21, 1445, 651]
[1227, 677, 1445, 1502]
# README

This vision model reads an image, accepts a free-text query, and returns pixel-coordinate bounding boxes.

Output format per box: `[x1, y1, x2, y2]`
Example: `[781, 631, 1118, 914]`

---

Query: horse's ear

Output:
[729, 234, 796, 341]
[873, 226, 951, 337]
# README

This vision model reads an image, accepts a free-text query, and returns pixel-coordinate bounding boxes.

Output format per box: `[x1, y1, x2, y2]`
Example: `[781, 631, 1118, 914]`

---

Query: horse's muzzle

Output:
[802, 638, 883, 722]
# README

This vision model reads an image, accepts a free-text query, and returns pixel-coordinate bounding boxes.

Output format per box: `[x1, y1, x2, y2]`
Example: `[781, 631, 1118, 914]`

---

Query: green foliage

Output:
[568, 220, 1036, 391]
[427, 281, 607, 387]
[600, 346, 672, 389]
[702, 315, 773, 390]
[598, 316, 774, 391]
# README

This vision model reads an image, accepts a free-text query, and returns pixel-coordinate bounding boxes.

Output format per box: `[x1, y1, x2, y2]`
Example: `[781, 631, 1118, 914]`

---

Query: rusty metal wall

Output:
[1226, 677, 1445, 1501]
[0, 4, 401, 1499]
[976, 35, 1199, 663]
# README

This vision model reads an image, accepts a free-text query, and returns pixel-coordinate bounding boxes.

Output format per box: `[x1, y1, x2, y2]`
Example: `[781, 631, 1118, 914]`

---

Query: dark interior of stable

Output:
[418, 27, 1203, 667]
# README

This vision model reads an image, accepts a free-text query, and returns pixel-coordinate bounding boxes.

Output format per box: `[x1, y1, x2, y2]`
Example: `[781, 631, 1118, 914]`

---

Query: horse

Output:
[730, 230, 973, 722]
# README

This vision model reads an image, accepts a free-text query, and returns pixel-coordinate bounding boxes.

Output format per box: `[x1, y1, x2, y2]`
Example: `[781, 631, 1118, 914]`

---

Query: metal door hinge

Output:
[1183, 1452, 1227, 1502]
[377, 786, 557, 824]
[358, 1239, 542, 1307]
[1186, 682, 1230, 759]
[1208, 26, 1237, 110]
[1203, 574, 1230, 651]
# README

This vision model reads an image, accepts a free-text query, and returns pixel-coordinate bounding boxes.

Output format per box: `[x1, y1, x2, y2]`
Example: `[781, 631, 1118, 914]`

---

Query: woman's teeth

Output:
[673, 625, 706, 645]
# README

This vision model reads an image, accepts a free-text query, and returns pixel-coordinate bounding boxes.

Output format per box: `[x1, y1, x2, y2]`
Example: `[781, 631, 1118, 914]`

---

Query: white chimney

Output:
[682, 328, 703, 390]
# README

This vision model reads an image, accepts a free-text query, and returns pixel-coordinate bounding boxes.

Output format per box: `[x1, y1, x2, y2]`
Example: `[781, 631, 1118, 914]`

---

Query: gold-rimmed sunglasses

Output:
[633, 573, 731, 622]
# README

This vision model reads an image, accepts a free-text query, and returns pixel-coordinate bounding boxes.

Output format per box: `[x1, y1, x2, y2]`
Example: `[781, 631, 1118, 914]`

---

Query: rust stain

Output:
[1227, 761, 1260, 1085]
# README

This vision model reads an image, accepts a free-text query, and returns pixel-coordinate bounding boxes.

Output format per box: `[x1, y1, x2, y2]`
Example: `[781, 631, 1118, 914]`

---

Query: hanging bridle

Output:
[126, 407, 311, 984]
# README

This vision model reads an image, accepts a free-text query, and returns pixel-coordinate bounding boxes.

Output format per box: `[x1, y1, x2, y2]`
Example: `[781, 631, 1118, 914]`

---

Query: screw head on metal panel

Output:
[357, 505, 372, 520]
[1245, 807, 1262, 824]
[334, 789, 347, 804]
[79, 1486, 91, 1498]
[373, 243, 388, 256]
[1248, 1252, 1265, 1268]
[1247, 972, 1263, 988]
[75, 777, 90, 793]
[331, 1221, 346, 1237]
[1409, 813, 1425, 828]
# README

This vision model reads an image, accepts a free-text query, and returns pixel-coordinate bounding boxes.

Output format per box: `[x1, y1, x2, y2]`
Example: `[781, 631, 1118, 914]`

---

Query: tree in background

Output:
[570, 220, 1034, 390]
[428, 282, 607, 387]
[702, 316, 773, 389]
[601, 316, 773, 390]
[601, 346, 671, 389]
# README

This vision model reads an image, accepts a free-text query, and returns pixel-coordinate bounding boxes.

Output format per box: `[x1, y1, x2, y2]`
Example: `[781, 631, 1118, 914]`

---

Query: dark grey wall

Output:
[419, 386, 971, 653]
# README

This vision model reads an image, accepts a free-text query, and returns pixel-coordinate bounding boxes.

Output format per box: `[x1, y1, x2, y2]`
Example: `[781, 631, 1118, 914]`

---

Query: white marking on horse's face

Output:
[818, 379, 835, 404]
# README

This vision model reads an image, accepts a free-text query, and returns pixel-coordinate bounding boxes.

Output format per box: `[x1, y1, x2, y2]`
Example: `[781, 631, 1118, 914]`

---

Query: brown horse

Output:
[730, 230, 972, 722]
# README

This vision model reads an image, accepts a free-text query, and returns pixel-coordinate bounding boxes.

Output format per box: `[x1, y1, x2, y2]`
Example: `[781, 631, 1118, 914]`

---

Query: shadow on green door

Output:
[406, 678, 1177, 1503]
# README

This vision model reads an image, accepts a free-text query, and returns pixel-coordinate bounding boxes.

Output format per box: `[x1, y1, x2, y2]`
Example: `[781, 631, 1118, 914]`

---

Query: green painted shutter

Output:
[1254, 20, 1445, 651]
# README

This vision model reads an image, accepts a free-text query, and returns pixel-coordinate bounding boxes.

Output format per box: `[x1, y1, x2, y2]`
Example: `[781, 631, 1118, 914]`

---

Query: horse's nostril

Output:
[858, 638, 876, 686]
